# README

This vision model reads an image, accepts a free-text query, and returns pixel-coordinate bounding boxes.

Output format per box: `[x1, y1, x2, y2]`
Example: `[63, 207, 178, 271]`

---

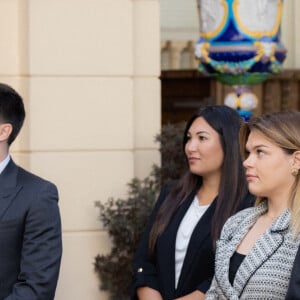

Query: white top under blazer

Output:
[175, 196, 209, 288]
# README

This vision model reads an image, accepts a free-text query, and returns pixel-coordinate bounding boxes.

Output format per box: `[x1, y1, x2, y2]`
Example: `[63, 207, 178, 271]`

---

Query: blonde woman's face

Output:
[185, 117, 224, 178]
[243, 129, 295, 201]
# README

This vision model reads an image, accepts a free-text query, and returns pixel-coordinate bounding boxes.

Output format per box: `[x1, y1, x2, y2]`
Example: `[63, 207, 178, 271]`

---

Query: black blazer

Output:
[0, 159, 62, 300]
[131, 185, 253, 300]
[286, 245, 300, 299]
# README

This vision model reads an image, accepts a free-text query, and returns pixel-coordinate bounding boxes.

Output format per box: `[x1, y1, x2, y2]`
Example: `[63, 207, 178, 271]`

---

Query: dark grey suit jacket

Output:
[0, 159, 62, 300]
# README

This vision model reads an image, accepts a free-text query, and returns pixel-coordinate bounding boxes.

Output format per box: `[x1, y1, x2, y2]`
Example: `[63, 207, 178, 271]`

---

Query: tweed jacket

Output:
[205, 202, 300, 300]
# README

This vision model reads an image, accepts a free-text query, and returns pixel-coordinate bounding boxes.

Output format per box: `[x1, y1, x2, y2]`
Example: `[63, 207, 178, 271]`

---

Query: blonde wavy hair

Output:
[239, 111, 300, 237]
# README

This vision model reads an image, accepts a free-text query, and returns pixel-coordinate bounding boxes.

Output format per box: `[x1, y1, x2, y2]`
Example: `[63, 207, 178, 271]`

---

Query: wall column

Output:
[0, 0, 161, 299]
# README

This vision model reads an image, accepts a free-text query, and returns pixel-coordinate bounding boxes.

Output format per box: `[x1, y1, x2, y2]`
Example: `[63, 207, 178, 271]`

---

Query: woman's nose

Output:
[243, 155, 252, 168]
[186, 139, 196, 152]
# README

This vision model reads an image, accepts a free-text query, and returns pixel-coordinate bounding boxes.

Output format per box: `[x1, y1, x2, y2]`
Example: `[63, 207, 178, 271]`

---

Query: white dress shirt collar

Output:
[0, 154, 11, 174]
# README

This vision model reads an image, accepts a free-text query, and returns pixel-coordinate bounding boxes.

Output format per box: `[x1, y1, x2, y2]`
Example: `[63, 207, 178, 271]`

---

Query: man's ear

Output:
[0, 123, 13, 142]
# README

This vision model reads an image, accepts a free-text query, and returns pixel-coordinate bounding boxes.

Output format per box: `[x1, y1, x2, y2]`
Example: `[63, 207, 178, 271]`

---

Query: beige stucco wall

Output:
[0, 0, 160, 299]
[281, 0, 300, 68]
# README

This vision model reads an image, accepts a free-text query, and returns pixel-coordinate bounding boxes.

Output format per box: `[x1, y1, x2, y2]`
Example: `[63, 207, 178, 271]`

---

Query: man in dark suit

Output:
[0, 83, 62, 299]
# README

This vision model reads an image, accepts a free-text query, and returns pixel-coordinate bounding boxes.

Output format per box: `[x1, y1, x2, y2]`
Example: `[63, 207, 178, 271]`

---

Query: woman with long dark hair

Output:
[131, 105, 253, 300]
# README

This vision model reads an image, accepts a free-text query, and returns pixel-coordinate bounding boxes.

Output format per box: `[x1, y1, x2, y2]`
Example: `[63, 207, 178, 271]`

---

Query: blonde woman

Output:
[206, 111, 300, 299]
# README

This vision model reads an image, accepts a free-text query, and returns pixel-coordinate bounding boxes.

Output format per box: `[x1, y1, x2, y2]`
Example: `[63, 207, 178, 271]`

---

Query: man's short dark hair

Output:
[0, 83, 25, 145]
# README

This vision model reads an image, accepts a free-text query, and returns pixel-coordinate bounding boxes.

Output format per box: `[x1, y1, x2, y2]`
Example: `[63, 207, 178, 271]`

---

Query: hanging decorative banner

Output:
[195, 0, 286, 120]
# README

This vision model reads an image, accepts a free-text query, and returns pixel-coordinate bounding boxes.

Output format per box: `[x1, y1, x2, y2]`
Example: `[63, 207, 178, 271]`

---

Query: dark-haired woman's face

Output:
[185, 117, 224, 179]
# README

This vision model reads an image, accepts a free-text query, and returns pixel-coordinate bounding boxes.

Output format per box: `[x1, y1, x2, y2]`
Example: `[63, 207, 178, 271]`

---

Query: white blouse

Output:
[175, 195, 210, 288]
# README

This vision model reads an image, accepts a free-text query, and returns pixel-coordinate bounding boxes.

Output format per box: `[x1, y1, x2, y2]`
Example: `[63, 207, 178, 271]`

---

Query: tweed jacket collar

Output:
[214, 201, 290, 299]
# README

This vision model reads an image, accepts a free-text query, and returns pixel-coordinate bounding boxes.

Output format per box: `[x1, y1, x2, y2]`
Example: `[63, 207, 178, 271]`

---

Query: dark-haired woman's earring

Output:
[292, 168, 299, 177]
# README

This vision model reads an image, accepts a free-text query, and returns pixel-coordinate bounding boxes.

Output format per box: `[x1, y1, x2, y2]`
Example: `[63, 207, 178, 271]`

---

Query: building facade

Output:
[0, 0, 299, 299]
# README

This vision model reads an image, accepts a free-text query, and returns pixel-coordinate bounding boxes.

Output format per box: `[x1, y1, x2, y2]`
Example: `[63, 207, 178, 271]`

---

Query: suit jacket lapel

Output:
[214, 203, 268, 299]
[0, 159, 22, 220]
[234, 209, 290, 296]
[177, 199, 216, 290]
[157, 192, 196, 297]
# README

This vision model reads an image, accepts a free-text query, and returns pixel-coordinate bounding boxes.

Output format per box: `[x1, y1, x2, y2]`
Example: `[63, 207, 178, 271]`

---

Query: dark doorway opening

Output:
[161, 70, 216, 125]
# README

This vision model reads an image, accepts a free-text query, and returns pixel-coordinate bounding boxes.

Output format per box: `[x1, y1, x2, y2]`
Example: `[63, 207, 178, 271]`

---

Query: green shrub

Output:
[94, 122, 186, 300]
